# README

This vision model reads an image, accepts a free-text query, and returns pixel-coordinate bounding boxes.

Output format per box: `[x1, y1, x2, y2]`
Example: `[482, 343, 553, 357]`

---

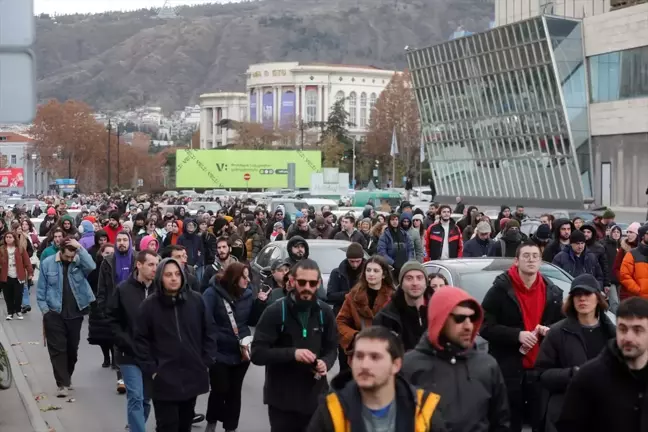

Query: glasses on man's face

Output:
[520, 253, 541, 261]
[296, 279, 319, 288]
[449, 313, 478, 324]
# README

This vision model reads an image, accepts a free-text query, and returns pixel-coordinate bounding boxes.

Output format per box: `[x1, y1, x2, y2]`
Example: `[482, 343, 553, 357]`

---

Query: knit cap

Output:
[476, 221, 491, 234]
[570, 230, 586, 244]
[628, 222, 641, 234]
[398, 261, 427, 286]
[346, 242, 365, 259]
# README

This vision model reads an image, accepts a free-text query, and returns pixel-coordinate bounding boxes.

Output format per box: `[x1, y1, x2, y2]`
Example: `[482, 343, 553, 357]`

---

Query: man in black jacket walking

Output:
[107, 250, 159, 432]
[134, 258, 218, 432]
[251, 259, 338, 432]
[557, 297, 648, 432]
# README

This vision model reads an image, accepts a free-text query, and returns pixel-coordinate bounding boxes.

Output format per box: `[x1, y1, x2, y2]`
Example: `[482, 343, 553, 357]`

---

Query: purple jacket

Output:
[79, 231, 95, 250]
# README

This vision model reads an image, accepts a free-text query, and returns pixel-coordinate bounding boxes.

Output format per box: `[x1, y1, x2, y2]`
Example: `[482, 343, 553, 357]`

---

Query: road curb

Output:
[0, 321, 51, 432]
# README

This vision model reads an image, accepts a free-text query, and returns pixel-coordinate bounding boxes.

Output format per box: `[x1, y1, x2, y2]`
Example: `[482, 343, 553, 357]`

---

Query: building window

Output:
[370, 93, 377, 111]
[360, 92, 367, 127]
[306, 89, 318, 123]
[10, 155, 16, 165]
[589, 46, 648, 103]
[335, 91, 345, 103]
[349, 92, 357, 126]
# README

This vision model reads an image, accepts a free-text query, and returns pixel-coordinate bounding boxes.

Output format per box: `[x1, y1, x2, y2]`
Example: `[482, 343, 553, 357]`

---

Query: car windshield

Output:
[308, 245, 366, 274]
[455, 264, 572, 303]
[277, 201, 308, 214]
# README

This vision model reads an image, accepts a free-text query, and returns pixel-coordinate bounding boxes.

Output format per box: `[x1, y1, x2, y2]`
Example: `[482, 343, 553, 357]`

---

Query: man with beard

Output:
[60, 215, 79, 239]
[402, 286, 510, 431]
[580, 223, 611, 293]
[96, 231, 134, 394]
[265, 205, 289, 240]
[200, 237, 237, 292]
[424, 205, 462, 261]
[307, 326, 446, 432]
[456, 205, 478, 233]
[327, 242, 366, 371]
[374, 261, 432, 352]
[251, 259, 338, 432]
[542, 219, 573, 263]
[310, 216, 333, 240]
[557, 297, 648, 432]
[488, 219, 523, 258]
[285, 237, 326, 302]
[103, 212, 124, 244]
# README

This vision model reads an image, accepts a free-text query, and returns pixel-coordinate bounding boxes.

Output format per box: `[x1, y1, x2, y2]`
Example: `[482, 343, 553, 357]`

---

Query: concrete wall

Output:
[589, 98, 648, 135]
[583, 2, 648, 56]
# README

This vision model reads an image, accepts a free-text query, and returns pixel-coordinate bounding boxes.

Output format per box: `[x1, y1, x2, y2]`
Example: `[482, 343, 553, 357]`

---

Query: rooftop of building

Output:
[0, 132, 33, 143]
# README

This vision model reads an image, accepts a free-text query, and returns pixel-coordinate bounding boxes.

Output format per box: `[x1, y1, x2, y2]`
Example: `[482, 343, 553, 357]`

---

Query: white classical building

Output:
[199, 62, 397, 149]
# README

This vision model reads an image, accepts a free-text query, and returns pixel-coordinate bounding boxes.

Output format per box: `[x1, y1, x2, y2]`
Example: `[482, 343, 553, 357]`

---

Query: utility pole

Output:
[107, 119, 112, 192]
[351, 137, 356, 188]
[68, 153, 72, 179]
[116, 123, 121, 188]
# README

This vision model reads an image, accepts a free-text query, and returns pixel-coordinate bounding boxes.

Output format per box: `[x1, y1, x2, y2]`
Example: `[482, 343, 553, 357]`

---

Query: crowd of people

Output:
[2, 192, 647, 432]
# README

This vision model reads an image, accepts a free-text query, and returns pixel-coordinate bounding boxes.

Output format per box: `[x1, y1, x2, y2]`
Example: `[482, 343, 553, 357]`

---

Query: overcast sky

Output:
[34, 0, 225, 15]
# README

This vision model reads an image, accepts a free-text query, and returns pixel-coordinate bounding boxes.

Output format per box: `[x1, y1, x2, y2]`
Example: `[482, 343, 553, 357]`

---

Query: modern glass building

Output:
[407, 16, 592, 206]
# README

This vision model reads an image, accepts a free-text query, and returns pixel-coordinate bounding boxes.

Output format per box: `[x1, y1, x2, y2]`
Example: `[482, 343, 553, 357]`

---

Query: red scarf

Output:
[508, 266, 546, 368]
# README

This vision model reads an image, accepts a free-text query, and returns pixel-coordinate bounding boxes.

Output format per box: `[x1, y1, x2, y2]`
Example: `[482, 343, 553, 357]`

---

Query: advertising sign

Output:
[0, 168, 24, 188]
[280, 89, 296, 128]
[175, 149, 322, 189]
[310, 168, 349, 196]
[249, 90, 257, 123]
[262, 91, 273, 128]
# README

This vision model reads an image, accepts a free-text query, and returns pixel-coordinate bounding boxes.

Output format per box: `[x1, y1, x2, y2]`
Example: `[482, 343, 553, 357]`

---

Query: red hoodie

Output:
[103, 223, 123, 244]
[427, 286, 483, 351]
[508, 266, 546, 368]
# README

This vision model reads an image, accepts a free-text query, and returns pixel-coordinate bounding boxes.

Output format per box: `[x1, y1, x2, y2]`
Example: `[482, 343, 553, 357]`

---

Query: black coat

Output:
[552, 249, 604, 288]
[480, 272, 564, 393]
[535, 315, 616, 432]
[463, 237, 493, 258]
[556, 339, 648, 432]
[602, 238, 620, 285]
[401, 336, 510, 432]
[326, 260, 363, 315]
[373, 289, 428, 352]
[250, 295, 338, 415]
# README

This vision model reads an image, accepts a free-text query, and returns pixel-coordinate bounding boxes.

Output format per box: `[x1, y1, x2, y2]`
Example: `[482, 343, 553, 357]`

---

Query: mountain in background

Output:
[34, 0, 494, 111]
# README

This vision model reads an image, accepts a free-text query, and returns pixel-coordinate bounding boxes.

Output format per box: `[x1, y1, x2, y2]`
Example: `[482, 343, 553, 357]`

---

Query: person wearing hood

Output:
[78, 220, 96, 250]
[463, 221, 494, 258]
[95, 231, 135, 394]
[534, 274, 615, 432]
[286, 236, 327, 301]
[311, 215, 334, 240]
[542, 219, 574, 263]
[619, 224, 648, 301]
[307, 326, 446, 432]
[107, 250, 159, 432]
[242, 215, 264, 261]
[531, 223, 552, 256]
[379, 214, 415, 279]
[614, 222, 641, 301]
[40, 207, 59, 237]
[251, 259, 338, 432]
[496, 206, 512, 235]
[481, 242, 564, 432]
[103, 212, 124, 244]
[580, 223, 611, 291]
[333, 215, 368, 249]
[162, 245, 201, 293]
[337, 256, 395, 358]
[401, 286, 510, 432]
[511, 205, 527, 223]
[134, 258, 218, 432]
[139, 235, 159, 254]
[60, 214, 79, 239]
[603, 224, 622, 312]
[202, 262, 264, 432]
[424, 205, 462, 262]
[86, 230, 109, 299]
[265, 205, 290, 240]
[460, 209, 481, 241]
[399, 213, 424, 262]
[552, 230, 604, 288]
[488, 219, 523, 258]
[456, 205, 478, 233]
[177, 218, 204, 269]
[373, 261, 432, 351]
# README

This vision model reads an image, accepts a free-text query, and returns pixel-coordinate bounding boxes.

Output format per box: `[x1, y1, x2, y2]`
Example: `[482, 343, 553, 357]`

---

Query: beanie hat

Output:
[122, 221, 133, 232]
[109, 211, 120, 222]
[475, 221, 492, 234]
[398, 260, 427, 286]
[412, 214, 424, 222]
[47, 207, 56, 216]
[505, 219, 520, 231]
[628, 222, 641, 235]
[273, 221, 283, 229]
[213, 218, 228, 234]
[639, 224, 648, 239]
[602, 209, 616, 219]
[535, 224, 552, 240]
[346, 242, 365, 259]
[570, 230, 586, 244]
[322, 211, 333, 219]
[499, 218, 510, 230]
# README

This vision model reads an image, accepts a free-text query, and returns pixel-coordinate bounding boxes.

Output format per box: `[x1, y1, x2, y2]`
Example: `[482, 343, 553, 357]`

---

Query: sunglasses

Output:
[296, 279, 319, 288]
[449, 313, 479, 324]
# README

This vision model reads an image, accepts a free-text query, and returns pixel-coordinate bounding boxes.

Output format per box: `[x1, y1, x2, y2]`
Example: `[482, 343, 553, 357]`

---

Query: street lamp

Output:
[106, 119, 112, 191]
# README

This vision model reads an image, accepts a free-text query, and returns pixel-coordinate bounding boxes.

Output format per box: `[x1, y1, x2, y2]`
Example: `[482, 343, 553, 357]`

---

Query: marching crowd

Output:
[2, 193, 648, 432]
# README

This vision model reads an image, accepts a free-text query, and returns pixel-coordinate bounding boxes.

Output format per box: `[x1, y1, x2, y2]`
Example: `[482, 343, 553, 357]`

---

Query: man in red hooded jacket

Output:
[401, 285, 510, 432]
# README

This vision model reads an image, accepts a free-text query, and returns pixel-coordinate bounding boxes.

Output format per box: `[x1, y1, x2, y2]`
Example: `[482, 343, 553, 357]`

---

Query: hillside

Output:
[34, 0, 494, 110]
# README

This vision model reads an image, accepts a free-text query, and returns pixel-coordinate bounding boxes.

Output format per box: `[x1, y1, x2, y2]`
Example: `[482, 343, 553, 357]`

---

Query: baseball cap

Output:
[570, 274, 601, 294]
[270, 259, 291, 272]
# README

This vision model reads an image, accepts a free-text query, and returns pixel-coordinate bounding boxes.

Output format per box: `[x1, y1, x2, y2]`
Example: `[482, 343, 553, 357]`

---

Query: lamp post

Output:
[116, 123, 121, 188]
[106, 119, 112, 191]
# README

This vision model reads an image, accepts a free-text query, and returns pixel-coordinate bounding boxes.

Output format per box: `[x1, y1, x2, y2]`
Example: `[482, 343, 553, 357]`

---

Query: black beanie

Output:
[213, 218, 228, 234]
[346, 242, 365, 259]
[570, 230, 586, 244]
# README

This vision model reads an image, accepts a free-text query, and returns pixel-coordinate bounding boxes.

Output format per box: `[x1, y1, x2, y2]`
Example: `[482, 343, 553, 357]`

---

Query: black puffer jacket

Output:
[535, 315, 616, 432]
[326, 259, 364, 315]
[373, 288, 430, 352]
[581, 223, 610, 288]
[542, 219, 573, 263]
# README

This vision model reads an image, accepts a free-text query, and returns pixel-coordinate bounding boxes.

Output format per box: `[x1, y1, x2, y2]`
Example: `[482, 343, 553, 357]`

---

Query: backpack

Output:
[280, 297, 325, 335]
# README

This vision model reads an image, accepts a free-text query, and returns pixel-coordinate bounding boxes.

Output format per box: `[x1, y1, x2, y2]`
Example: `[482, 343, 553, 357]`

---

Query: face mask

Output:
[505, 230, 522, 242]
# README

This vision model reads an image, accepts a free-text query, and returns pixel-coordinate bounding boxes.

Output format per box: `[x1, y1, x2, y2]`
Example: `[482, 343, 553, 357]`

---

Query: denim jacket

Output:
[37, 247, 97, 314]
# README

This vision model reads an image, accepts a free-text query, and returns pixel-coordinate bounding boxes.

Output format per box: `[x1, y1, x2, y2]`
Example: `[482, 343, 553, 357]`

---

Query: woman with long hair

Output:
[336, 255, 395, 357]
[88, 242, 115, 367]
[535, 274, 615, 432]
[367, 222, 386, 256]
[202, 262, 264, 432]
[0, 232, 33, 320]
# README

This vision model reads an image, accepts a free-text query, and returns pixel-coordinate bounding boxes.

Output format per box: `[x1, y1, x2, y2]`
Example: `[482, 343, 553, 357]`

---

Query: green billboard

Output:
[175, 149, 322, 188]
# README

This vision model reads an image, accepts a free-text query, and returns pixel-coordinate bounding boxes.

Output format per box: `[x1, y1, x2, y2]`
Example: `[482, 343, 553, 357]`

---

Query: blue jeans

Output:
[120, 364, 151, 432]
[22, 283, 30, 308]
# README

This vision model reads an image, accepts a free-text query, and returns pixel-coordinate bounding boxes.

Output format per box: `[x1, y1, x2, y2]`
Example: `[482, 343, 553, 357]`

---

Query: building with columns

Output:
[199, 92, 247, 149]
[199, 62, 397, 149]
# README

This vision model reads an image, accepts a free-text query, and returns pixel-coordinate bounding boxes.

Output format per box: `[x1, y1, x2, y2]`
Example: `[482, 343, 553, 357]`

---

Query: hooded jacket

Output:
[619, 242, 648, 299]
[139, 235, 159, 253]
[264, 205, 291, 239]
[400, 212, 424, 262]
[310, 216, 334, 240]
[543, 219, 574, 263]
[78, 220, 95, 250]
[287, 235, 310, 266]
[379, 222, 415, 268]
[336, 282, 394, 354]
[307, 371, 447, 432]
[133, 258, 218, 401]
[581, 223, 610, 288]
[243, 222, 264, 261]
[177, 218, 204, 267]
[102, 222, 123, 245]
[401, 286, 510, 432]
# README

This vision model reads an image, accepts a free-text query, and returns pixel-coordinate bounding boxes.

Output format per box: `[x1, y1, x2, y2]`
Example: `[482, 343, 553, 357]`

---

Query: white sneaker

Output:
[56, 386, 68, 398]
[5, 314, 12, 320]
[15, 312, 23, 320]
[117, 379, 126, 394]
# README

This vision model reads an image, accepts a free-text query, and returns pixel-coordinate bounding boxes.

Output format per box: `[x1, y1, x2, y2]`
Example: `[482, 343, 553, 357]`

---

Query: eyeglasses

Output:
[449, 313, 479, 324]
[520, 253, 541, 261]
[296, 279, 319, 288]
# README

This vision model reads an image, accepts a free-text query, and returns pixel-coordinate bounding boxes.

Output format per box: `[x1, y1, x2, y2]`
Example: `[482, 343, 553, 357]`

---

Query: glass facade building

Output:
[589, 46, 648, 103]
[407, 16, 592, 205]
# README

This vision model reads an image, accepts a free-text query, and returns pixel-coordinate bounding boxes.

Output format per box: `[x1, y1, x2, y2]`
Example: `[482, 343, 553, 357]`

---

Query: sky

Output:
[34, 0, 226, 15]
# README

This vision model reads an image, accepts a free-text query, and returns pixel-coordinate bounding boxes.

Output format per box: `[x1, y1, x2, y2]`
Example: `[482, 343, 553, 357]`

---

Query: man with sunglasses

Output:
[402, 285, 510, 432]
[251, 259, 338, 432]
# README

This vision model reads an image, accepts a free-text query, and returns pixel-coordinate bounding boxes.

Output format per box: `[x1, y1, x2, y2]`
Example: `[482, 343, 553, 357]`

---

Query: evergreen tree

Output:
[323, 98, 353, 146]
